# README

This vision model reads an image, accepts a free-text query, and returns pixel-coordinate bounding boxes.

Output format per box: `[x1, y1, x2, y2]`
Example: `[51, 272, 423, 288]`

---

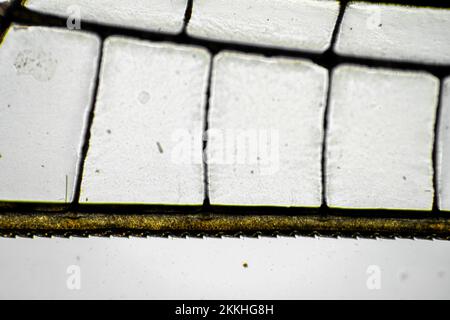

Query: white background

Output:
[0, 236, 449, 299]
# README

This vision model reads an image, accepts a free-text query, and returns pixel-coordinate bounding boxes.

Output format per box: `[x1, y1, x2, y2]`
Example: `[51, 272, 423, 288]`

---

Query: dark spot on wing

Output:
[156, 142, 164, 154]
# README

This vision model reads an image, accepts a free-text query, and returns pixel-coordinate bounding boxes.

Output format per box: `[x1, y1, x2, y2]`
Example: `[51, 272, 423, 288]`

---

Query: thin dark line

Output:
[182, 0, 194, 34]
[320, 73, 334, 211]
[330, 0, 349, 52]
[70, 41, 105, 209]
[432, 79, 445, 211]
[3, 200, 450, 219]
[319, 1, 348, 212]
[202, 58, 214, 208]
